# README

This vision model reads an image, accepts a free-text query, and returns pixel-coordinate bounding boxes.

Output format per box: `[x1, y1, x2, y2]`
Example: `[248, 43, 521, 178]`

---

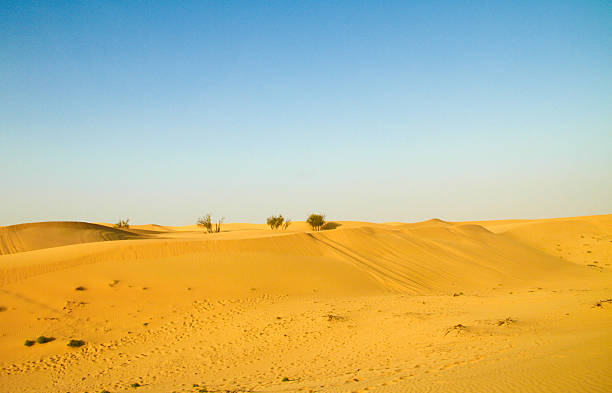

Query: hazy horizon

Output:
[2, 1, 611, 226]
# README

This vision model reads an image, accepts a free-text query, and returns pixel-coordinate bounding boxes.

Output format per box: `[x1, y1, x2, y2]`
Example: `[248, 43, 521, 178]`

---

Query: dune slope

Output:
[0, 221, 585, 292]
[479, 214, 612, 268]
[0, 222, 148, 255]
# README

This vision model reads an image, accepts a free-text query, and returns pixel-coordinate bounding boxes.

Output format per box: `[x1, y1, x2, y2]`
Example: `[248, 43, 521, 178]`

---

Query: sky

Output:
[1, 0, 611, 225]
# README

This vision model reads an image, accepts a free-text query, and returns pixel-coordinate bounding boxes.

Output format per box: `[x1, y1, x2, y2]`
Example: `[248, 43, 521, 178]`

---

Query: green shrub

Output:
[36, 336, 55, 344]
[197, 214, 224, 233]
[24, 339, 35, 347]
[67, 339, 85, 347]
[267, 215, 292, 230]
[266, 214, 283, 229]
[306, 213, 326, 231]
[130, 382, 141, 388]
[214, 217, 223, 233]
[266, 215, 279, 229]
[197, 214, 212, 232]
[282, 218, 292, 230]
[114, 218, 130, 229]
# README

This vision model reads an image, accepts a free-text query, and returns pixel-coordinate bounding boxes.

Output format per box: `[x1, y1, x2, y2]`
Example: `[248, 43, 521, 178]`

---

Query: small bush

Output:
[213, 217, 223, 233]
[130, 382, 141, 388]
[67, 339, 85, 347]
[114, 218, 130, 229]
[444, 324, 467, 336]
[75, 286, 86, 291]
[197, 214, 212, 232]
[24, 339, 35, 347]
[100, 390, 111, 393]
[282, 218, 292, 230]
[36, 336, 55, 344]
[306, 213, 326, 231]
[496, 317, 516, 326]
[197, 214, 224, 234]
[594, 298, 612, 308]
[282, 377, 290, 382]
[267, 215, 292, 230]
[326, 314, 346, 322]
[267, 215, 282, 229]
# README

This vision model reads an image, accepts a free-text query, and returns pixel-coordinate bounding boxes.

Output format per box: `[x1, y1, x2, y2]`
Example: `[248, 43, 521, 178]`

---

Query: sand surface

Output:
[0, 215, 610, 392]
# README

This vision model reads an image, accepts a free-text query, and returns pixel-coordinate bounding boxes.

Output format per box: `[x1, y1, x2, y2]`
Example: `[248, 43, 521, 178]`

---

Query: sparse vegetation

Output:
[266, 214, 292, 230]
[594, 298, 612, 308]
[444, 324, 467, 336]
[267, 214, 283, 229]
[282, 218, 292, 230]
[306, 213, 326, 231]
[213, 217, 223, 233]
[496, 317, 516, 326]
[24, 339, 35, 347]
[75, 286, 86, 291]
[282, 377, 290, 382]
[67, 339, 85, 347]
[197, 214, 212, 232]
[326, 314, 346, 322]
[130, 383, 141, 388]
[36, 336, 55, 344]
[197, 214, 224, 234]
[114, 218, 130, 229]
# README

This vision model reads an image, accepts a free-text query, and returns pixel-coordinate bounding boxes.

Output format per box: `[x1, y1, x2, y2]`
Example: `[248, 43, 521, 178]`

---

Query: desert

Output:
[1, 215, 610, 392]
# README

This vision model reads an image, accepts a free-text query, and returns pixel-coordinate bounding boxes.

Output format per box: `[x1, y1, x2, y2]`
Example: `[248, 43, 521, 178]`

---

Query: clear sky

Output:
[1, 0, 611, 225]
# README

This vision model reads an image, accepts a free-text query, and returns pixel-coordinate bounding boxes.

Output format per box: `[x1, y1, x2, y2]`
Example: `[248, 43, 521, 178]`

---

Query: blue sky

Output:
[1, 0, 611, 225]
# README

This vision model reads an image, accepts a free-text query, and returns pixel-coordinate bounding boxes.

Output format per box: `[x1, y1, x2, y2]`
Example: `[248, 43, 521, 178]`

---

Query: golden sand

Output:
[1, 215, 610, 392]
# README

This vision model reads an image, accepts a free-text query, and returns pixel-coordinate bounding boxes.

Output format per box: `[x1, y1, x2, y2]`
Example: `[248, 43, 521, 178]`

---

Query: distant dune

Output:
[0, 221, 147, 255]
[1, 217, 596, 291]
[0, 215, 610, 392]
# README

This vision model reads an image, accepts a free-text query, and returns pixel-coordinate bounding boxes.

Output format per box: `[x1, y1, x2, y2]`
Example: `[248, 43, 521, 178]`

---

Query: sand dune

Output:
[0, 222, 148, 255]
[0, 220, 584, 292]
[477, 214, 612, 267]
[0, 215, 610, 392]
